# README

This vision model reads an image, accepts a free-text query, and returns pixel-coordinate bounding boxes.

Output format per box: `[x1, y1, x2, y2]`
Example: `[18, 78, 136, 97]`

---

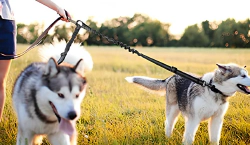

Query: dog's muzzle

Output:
[49, 101, 77, 136]
[237, 84, 250, 94]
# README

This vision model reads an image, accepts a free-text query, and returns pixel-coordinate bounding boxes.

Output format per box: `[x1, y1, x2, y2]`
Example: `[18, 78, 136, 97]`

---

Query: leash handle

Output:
[58, 10, 69, 21]
[65, 10, 69, 20]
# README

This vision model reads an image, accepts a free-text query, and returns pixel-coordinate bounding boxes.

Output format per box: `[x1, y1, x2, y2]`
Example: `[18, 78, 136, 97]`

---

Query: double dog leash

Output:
[1, 15, 223, 95]
[66, 18, 223, 95]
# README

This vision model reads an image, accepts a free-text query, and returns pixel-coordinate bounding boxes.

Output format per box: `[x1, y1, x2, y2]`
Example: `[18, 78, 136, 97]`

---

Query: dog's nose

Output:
[68, 111, 77, 120]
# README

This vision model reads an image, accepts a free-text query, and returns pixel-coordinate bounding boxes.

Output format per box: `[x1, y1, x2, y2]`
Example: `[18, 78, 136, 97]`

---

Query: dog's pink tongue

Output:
[59, 118, 75, 136]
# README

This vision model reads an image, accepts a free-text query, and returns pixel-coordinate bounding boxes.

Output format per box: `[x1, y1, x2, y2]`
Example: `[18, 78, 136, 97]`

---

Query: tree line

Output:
[17, 13, 250, 48]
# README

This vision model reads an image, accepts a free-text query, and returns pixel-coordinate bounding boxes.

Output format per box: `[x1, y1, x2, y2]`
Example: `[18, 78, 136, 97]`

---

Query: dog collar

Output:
[209, 79, 228, 97]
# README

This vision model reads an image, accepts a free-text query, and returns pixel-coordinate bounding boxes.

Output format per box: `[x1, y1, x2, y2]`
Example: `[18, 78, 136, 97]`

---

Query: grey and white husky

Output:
[125, 63, 250, 144]
[13, 41, 93, 145]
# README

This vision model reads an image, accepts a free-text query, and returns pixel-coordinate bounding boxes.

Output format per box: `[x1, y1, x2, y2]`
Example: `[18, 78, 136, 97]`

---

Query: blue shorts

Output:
[0, 16, 16, 60]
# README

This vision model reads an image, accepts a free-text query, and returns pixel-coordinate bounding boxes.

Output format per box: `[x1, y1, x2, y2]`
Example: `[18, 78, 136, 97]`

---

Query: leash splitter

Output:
[57, 20, 83, 64]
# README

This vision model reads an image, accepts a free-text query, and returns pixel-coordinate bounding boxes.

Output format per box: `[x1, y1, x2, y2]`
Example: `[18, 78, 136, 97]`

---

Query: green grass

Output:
[0, 45, 250, 145]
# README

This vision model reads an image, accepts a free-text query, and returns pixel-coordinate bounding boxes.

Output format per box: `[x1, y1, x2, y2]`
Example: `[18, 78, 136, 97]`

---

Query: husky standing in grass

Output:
[12, 41, 93, 145]
[125, 63, 250, 145]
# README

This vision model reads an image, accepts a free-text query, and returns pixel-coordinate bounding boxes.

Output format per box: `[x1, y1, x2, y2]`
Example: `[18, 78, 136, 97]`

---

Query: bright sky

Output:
[11, 0, 250, 36]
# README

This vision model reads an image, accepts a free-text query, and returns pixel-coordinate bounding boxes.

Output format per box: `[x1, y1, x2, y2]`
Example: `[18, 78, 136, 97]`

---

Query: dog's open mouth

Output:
[49, 101, 75, 136]
[237, 84, 250, 94]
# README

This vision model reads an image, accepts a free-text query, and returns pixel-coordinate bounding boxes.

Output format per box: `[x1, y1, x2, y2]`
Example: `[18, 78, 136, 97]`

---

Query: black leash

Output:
[67, 18, 224, 95]
[57, 20, 83, 64]
[0, 10, 80, 65]
[1, 14, 223, 95]
[0, 16, 62, 59]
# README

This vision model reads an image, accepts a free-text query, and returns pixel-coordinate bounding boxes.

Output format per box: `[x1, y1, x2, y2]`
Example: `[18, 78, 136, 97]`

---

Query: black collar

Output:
[209, 79, 228, 97]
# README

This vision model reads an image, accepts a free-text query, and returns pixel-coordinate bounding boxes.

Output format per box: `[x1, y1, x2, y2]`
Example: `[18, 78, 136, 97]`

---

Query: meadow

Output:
[0, 44, 250, 145]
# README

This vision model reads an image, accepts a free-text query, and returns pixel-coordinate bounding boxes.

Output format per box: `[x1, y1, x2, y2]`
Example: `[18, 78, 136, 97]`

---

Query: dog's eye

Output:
[76, 94, 79, 98]
[57, 93, 65, 98]
[242, 75, 246, 78]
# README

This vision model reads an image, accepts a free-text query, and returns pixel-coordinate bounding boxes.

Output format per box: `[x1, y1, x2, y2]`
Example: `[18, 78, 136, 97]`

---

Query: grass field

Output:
[0, 44, 250, 145]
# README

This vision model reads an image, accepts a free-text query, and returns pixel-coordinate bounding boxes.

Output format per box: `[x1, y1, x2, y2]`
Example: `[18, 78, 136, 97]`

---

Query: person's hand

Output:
[57, 7, 71, 22]
[36, 0, 72, 22]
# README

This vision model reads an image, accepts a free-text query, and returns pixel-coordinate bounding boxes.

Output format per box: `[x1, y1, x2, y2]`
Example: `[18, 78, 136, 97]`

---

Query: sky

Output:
[11, 0, 250, 36]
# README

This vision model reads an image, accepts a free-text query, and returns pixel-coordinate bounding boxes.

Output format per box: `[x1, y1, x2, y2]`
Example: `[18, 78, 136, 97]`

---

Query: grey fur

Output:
[13, 60, 86, 123]
[13, 41, 93, 145]
[126, 63, 250, 144]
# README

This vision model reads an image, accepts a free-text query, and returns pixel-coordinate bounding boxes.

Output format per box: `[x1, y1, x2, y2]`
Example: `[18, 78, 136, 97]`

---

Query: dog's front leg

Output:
[48, 132, 71, 145]
[182, 118, 200, 145]
[208, 104, 228, 145]
[208, 115, 224, 145]
[16, 130, 34, 145]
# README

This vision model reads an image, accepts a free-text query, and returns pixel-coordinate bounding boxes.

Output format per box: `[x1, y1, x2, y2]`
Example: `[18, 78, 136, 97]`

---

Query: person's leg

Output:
[0, 60, 12, 121]
[0, 17, 16, 121]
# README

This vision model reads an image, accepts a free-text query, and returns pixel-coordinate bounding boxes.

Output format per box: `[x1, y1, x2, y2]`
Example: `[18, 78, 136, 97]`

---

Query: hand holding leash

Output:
[36, 0, 71, 22]
[58, 9, 71, 22]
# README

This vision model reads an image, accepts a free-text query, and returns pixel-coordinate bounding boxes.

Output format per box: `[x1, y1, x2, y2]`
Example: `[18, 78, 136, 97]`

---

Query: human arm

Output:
[35, 0, 71, 22]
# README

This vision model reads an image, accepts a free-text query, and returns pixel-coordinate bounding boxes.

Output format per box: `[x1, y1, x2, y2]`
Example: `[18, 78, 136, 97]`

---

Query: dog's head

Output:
[42, 58, 87, 135]
[214, 63, 250, 95]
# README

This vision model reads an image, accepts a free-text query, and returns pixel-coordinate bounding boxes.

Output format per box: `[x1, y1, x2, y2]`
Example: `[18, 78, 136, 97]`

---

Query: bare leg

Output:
[0, 60, 11, 121]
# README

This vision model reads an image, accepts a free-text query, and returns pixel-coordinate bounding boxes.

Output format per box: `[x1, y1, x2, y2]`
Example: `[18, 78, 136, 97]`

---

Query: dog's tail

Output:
[125, 76, 168, 96]
[38, 40, 93, 76]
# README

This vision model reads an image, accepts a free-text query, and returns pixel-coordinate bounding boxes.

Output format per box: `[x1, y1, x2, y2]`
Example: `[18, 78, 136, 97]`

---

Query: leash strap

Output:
[57, 20, 83, 64]
[67, 18, 227, 95]
[68, 19, 208, 86]
[0, 16, 62, 59]
[140, 53, 207, 87]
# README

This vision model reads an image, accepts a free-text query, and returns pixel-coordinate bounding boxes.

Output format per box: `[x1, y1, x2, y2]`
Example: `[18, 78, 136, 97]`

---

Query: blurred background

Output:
[12, 0, 250, 48]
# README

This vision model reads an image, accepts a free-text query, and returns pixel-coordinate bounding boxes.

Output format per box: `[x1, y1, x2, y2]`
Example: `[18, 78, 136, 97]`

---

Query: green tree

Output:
[235, 19, 250, 48]
[53, 25, 70, 42]
[131, 20, 170, 46]
[16, 23, 44, 44]
[84, 18, 102, 45]
[99, 16, 131, 46]
[213, 18, 238, 47]
[17, 23, 28, 44]
[179, 24, 209, 47]
[201, 20, 215, 47]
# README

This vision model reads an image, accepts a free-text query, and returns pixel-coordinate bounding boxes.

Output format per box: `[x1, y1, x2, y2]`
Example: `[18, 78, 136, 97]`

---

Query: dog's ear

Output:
[73, 59, 83, 72]
[44, 58, 59, 77]
[216, 64, 227, 74]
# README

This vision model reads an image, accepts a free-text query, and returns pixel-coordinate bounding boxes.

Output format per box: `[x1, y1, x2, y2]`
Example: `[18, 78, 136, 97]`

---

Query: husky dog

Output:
[13, 41, 93, 145]
[125, 63, 250, 144]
